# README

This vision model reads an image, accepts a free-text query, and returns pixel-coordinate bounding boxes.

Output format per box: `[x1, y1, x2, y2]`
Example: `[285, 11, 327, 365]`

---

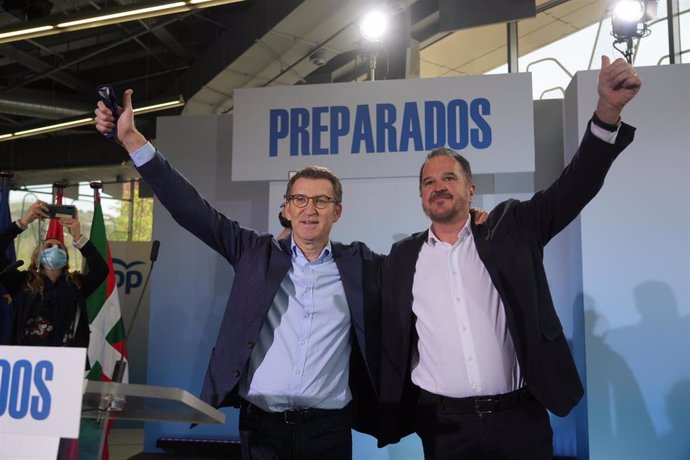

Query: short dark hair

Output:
[285, 166, 343, 204]
[418, 147, 473, 191]
[278, 211, 291, 229]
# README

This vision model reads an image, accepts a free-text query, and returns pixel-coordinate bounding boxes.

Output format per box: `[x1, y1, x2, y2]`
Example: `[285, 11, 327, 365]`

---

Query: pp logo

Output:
[113, 259, 145, 295]
[0, 359, 52, 420]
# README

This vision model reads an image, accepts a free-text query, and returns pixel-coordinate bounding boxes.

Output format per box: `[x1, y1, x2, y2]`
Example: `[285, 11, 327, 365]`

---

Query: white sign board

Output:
[232, 73, 535, 181]
[0, 346, 86, 437]
[0, 434, 60, 460]
[111, 241, 153, 385]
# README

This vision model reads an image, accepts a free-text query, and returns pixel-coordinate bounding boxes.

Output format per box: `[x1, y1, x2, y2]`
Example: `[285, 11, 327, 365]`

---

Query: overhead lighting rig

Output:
[610, 0, 658, 63]
[0, 97, 185, 142]
[0, 0, 246, 44]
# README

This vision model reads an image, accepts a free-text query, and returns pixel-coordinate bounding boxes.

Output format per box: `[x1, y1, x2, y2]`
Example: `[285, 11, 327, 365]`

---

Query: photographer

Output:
[0, 200, 108, 348]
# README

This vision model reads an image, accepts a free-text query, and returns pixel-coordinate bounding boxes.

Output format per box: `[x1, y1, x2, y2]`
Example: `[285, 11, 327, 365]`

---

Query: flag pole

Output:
[44, 182, 67, 260]
[90, 181, 102, 203]
[53, 181, 66, 203]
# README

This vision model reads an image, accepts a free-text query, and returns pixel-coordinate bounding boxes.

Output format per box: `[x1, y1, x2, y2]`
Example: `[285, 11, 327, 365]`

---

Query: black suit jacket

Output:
[137, 150, 382, 436]
[378, 122, 636, 445]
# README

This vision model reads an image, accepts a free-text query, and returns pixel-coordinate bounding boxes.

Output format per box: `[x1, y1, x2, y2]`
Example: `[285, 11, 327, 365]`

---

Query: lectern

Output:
[81, 380, 225, 458]
[1, 347, 225, 459]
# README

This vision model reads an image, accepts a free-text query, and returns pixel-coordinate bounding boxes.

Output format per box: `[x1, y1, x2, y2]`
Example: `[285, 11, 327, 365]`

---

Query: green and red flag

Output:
[79, 185, 128, 459]
[86, 186, 128, 382]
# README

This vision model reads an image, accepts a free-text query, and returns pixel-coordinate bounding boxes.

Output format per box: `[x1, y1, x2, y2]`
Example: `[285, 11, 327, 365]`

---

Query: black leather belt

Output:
[242, 401, 348, 425]
[420, 387, 534, 414]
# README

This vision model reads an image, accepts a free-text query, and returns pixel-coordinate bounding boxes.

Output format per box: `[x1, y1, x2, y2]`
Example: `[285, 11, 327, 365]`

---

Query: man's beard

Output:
[423, 191, 463, 224]
[423, 203, 461, 224]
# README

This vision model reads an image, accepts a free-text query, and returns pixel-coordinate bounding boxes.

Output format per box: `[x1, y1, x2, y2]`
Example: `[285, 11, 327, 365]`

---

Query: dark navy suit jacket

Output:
[378, 122, 636, 445]
[137, 151, 382, 435]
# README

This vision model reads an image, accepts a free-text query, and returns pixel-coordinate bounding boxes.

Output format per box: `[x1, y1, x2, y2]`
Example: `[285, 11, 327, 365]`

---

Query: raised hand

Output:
[94, 88, 148, 154]
[18, 200, 48, 228]
[596, 55, 642, 124]
[59, 212, 81, 241]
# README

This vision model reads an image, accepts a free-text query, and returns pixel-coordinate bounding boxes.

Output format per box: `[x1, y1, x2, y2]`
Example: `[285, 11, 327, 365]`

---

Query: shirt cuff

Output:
[72, 234, 88, 249]
[130, 141, 156, 167]
[590, 122, 619, 144]
[15, 220, 27, 230]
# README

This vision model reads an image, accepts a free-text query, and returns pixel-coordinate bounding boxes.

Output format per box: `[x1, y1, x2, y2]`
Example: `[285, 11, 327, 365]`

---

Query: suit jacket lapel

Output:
[397, 231, 427, 366]
[250, 237, 292, 330]
[332, 244, 365, 348]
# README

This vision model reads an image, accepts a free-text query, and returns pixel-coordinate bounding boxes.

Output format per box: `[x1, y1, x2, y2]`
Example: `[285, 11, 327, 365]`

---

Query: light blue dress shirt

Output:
[238, 239, 352, 411]
[130, 141, 156, 166]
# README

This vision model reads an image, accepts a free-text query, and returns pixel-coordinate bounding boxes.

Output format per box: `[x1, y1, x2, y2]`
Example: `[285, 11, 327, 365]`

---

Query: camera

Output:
[46, 204, 77, 219]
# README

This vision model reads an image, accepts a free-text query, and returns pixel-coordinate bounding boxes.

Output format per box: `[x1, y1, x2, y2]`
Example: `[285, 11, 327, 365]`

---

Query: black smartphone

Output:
[97, 83, 119, 140]
[46, 204, 77, 219]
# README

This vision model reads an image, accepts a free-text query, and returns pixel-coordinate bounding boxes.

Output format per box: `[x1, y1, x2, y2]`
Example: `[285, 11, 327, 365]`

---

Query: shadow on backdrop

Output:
[584, 293, 658, 459]
[603, 281, 690, 458]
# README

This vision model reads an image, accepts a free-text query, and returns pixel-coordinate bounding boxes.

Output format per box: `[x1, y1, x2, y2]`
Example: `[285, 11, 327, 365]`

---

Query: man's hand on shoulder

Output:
[471, 207, 490, 225]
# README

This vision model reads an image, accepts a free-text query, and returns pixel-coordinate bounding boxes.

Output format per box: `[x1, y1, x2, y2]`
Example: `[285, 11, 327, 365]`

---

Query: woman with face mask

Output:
[0, 199, 108, 348]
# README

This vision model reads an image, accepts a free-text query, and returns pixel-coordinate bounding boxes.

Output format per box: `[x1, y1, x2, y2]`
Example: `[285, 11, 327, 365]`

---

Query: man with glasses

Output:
[95, 90, 382, 459]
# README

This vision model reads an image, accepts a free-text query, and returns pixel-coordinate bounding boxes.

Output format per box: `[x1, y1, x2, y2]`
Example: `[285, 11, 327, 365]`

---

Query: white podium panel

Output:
[0, 434, 60, 459]
[0, 346, 86, 460]
[0, 346, 86, 437]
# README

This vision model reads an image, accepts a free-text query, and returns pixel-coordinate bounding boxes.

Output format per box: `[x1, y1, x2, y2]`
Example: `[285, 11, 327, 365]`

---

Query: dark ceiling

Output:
[0, 0, 307, 182]
[0, 0, 597, 188]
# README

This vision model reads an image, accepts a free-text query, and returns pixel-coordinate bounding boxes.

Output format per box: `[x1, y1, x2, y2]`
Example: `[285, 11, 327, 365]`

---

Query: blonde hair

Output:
[24, 242, 82, 296]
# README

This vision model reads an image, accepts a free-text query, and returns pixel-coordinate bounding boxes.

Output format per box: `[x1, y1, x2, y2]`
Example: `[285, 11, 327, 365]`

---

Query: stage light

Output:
[613, 0, 646, 23]
[359, 7, 391, 82]
[611, 0, 658, 63]
[360, 8, 388, 42]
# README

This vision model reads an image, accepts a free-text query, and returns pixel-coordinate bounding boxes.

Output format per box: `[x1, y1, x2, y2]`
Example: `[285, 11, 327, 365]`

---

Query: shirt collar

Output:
[290, 236, 332, 264]
[426, 218, 472, 247]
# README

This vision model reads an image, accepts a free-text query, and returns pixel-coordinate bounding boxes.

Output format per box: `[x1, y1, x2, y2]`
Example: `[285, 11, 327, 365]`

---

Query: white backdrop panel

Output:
[234, 73, 534, 181]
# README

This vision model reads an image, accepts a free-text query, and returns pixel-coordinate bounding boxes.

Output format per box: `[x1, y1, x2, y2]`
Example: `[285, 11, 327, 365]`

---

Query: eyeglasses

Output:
[285, 194, 338, 209]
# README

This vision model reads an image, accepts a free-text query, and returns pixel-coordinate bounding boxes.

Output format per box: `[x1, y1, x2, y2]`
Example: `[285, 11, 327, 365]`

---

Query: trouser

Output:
[415, 387, 553, 460]
[239, 401, 352, 460]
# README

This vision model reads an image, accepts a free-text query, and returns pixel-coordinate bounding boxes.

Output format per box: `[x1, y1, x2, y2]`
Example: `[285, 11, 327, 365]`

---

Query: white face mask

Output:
[40, 245, 67, 270]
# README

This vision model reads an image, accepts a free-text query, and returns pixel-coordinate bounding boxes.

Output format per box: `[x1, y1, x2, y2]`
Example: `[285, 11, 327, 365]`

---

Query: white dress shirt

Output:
[410, 122, 617, 398]
[411, 219, 523, 398]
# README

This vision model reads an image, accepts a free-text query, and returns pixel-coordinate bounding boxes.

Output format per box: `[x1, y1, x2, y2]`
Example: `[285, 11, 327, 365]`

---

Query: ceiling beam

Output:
[0, 44, 91, 91]
[177, 0, 306, 102]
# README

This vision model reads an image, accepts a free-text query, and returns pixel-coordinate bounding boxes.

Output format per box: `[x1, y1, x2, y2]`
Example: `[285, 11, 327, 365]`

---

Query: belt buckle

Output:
[474, 398, 498, 414]
[284, 409, 308, 424]
[283, 410, 298, 424]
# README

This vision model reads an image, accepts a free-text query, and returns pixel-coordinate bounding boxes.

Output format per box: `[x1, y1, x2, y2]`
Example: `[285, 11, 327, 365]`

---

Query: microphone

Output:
[111, 240, 160, 383]
[150, 240, 160, 262]
[0, 260, 24, 277]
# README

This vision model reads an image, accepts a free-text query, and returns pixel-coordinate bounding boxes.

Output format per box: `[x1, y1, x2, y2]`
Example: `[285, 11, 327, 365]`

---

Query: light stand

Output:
[369, 51, 378, 81]
[611, 0, 657, 63]
[360, 7, 388, 81]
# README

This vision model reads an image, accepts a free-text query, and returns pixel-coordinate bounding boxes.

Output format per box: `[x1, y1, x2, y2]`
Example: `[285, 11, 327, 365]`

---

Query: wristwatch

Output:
[591, 111, 620, 132]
